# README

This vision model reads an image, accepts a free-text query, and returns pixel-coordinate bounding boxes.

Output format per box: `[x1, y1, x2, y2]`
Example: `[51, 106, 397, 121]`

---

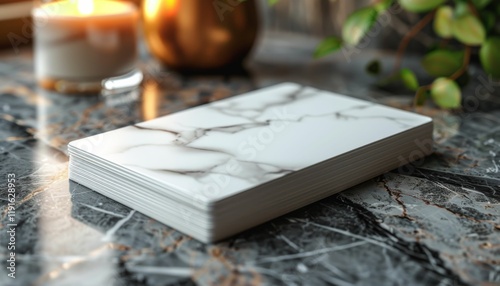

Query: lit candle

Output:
[33, 0, 139, 93]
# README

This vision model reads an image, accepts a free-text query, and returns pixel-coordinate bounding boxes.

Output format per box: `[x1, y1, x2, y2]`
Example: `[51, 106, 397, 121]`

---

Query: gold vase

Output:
[142, 0, 258, 71]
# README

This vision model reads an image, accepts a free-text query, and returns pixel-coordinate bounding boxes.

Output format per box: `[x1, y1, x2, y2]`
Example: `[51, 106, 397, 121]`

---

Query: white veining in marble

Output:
[69, 83, 432, 203]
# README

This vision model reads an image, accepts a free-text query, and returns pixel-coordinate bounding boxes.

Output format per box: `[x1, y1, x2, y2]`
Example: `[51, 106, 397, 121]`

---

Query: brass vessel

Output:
[142, 0, 258, 71]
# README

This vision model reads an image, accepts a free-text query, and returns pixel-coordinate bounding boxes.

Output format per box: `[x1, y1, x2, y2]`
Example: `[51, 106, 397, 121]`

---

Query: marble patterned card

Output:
[69, 83, 432, 205]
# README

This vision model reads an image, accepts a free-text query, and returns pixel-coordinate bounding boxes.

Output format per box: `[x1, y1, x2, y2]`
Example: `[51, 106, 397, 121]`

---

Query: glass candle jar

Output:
[33, 0, 142, 94]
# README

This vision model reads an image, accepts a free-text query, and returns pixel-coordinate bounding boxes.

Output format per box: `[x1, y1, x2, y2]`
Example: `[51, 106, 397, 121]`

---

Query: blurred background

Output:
[0, 0, 428, 52]
[260, 0, 428, 51]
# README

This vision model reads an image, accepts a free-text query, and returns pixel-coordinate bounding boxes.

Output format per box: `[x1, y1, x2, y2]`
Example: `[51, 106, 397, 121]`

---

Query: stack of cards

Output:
[69, 83, 433, 242]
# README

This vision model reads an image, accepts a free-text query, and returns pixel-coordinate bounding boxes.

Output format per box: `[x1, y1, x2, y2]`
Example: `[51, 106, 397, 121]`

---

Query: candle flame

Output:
[77, 0, 94, 15]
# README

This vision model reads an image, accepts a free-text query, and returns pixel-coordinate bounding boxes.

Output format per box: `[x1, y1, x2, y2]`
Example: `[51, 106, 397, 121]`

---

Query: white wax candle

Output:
[33, 0, 138, 83]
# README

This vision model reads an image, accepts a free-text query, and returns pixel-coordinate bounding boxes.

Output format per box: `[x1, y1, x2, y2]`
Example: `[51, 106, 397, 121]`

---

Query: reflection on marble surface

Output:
[0, 33, 499, 285]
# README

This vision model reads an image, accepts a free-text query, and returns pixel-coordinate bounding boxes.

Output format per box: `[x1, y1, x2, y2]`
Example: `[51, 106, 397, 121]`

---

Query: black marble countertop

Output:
[0, 32, 499, 285]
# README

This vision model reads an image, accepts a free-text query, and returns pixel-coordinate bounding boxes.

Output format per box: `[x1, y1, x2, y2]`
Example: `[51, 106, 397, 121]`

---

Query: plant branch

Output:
[413, 85, 431, 107]
[393, 10, 436, 74]
[450, 45, 472, 81]
[466, 0, 480, 17]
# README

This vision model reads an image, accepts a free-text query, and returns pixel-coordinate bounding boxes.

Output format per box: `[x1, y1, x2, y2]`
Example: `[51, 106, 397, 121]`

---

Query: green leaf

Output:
[472, 0, 491, 9]
[398, 0, 446, 12]
[400, 68, 419, 91]
[342, 7, 378, 46]
[434, 6, 453, 38]
[366, 60, 382, 75]
[480, 37, 500, 78]
[414, 87, 429, 106]
[421, 49, 463, 77]
[268, 0, 279, 5]
[434, 6, 453, 39]
[431, 78, 462, 109]
[313, 36, 342, 58]
[454, 2, 472, 17]
[374, 0, 394, 12]
[452, 14, 486, 46]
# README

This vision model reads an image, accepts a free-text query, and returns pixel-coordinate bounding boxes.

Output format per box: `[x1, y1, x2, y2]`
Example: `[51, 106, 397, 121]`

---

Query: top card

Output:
[69, 83, 432, 204]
